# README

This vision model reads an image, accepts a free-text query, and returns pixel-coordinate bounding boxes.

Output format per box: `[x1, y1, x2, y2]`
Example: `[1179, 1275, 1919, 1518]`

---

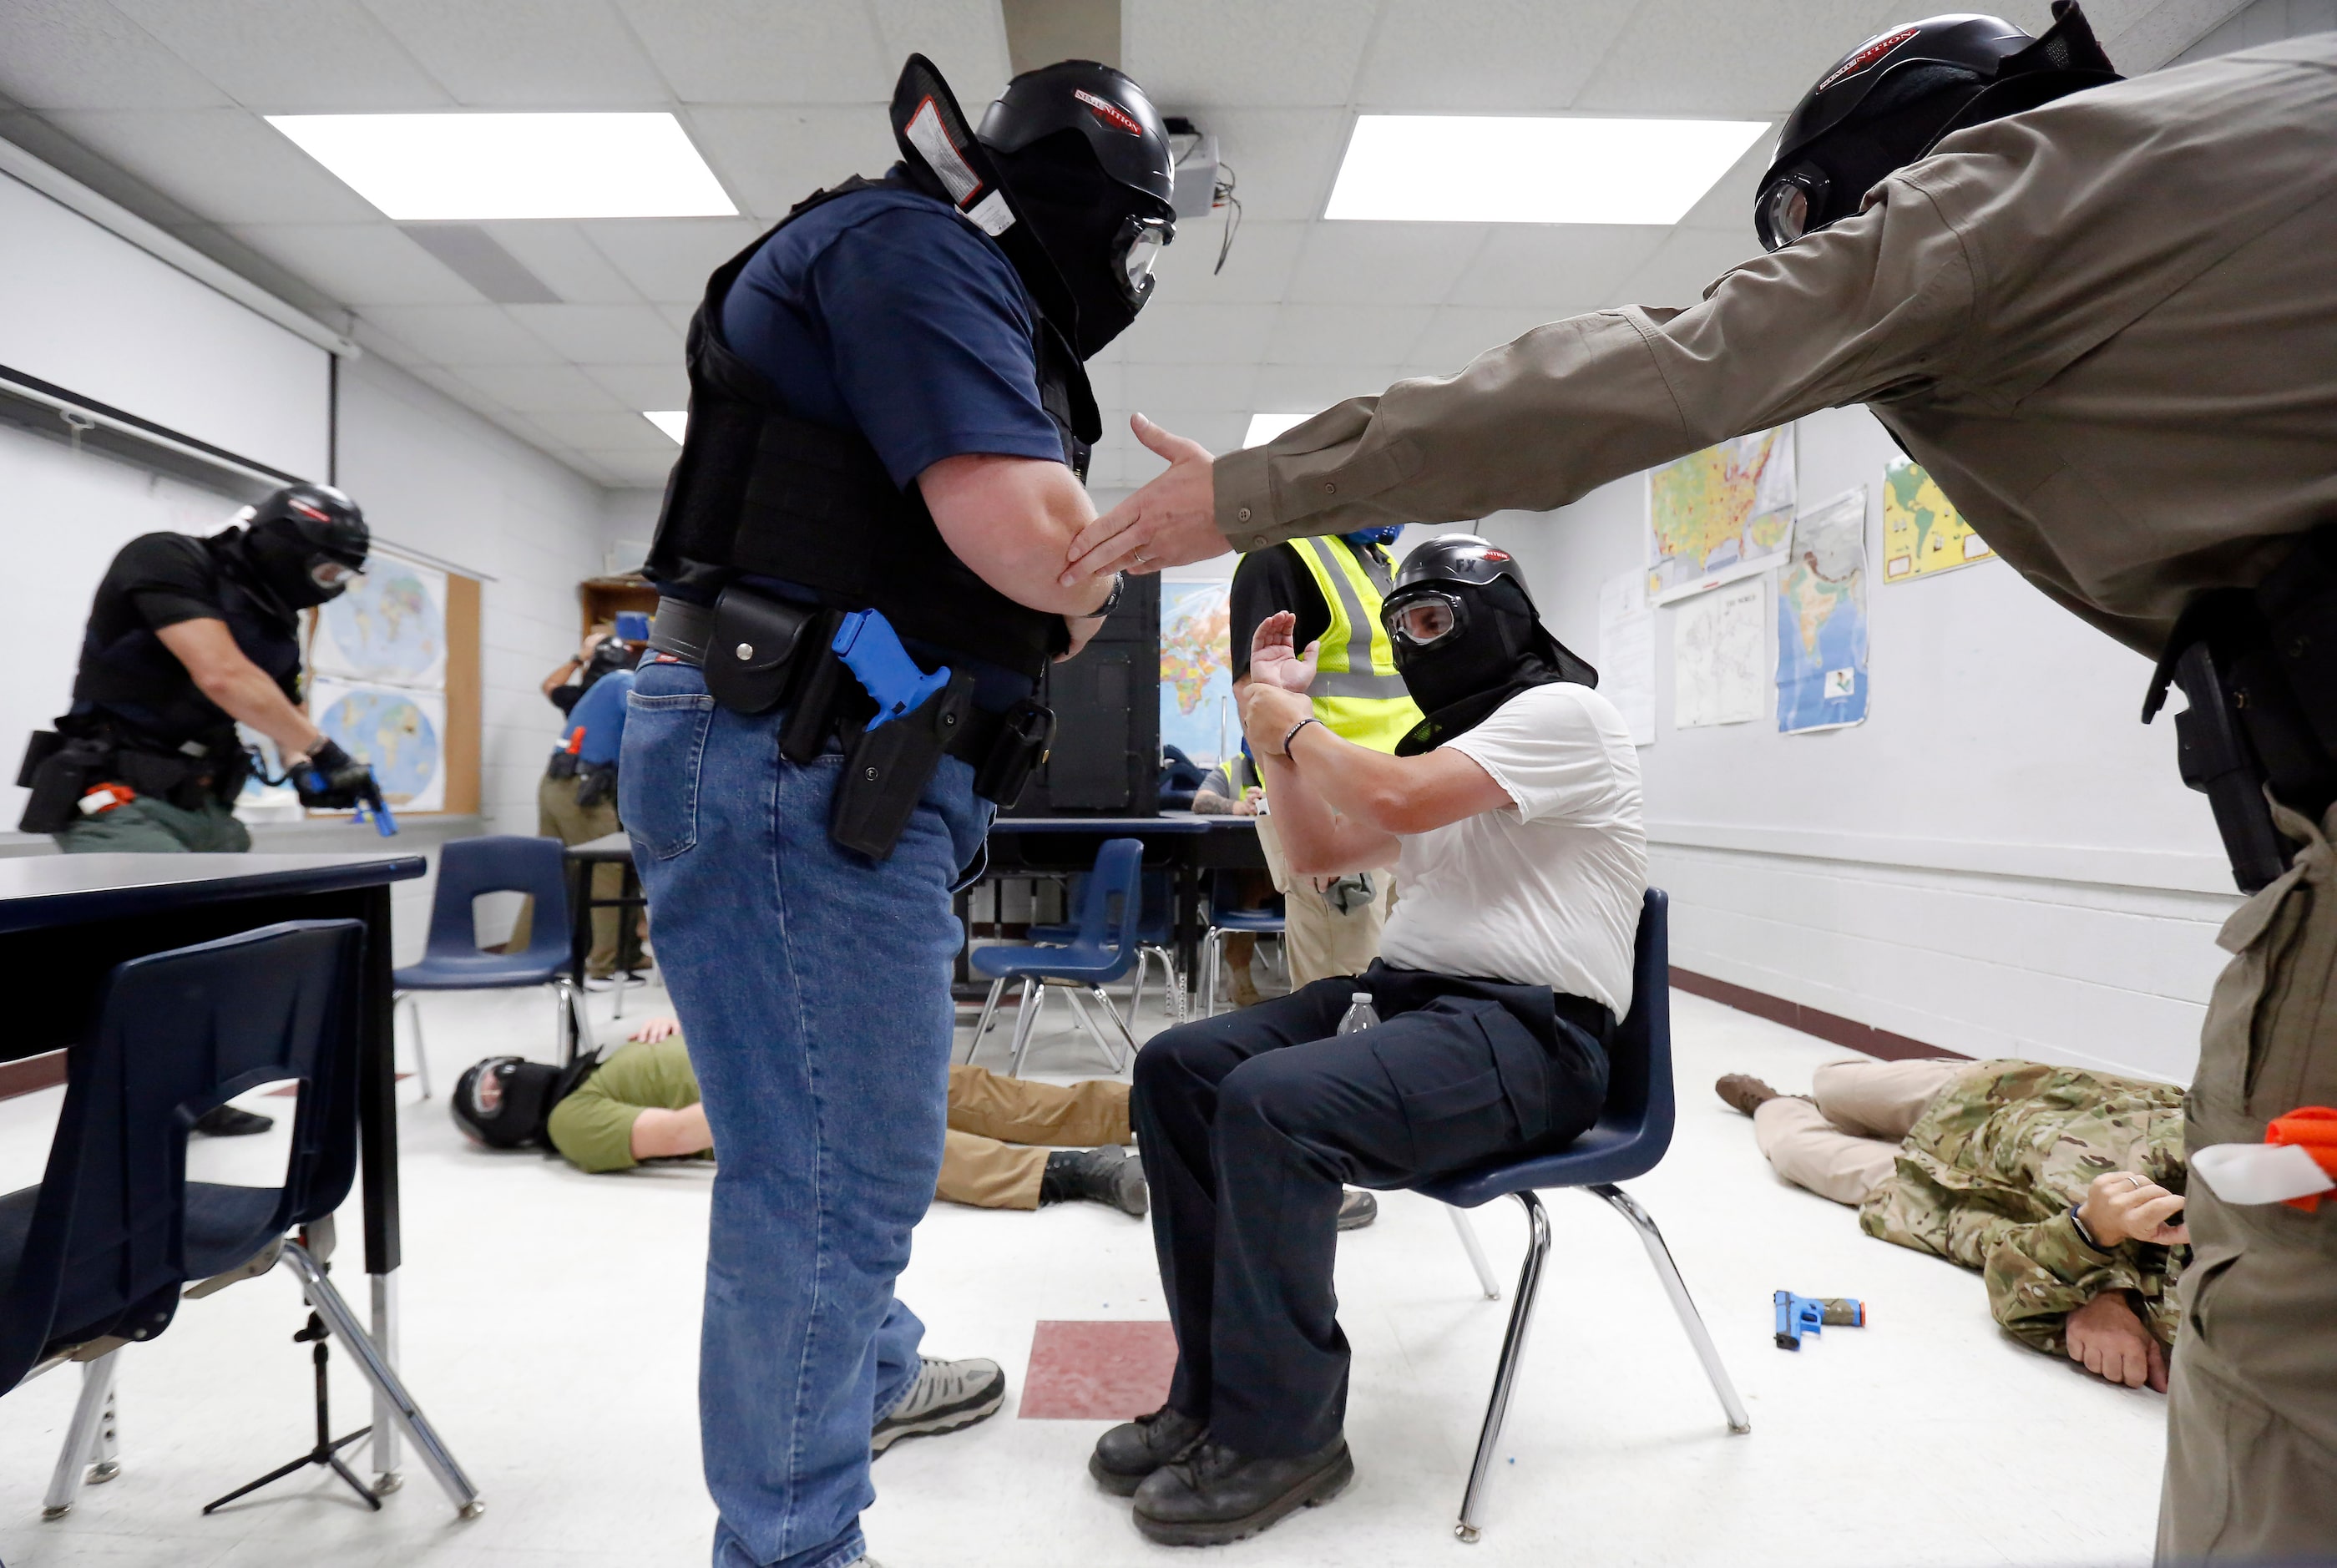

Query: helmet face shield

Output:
[1117, 215, 1173, 304]
[310, 559, 361, 594]
[1756, 167, 1829, 251]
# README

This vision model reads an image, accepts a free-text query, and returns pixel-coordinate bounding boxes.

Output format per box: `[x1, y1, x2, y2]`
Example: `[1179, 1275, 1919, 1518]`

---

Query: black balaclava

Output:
[987, 129, 1168, 358]
[449, 1056, 581, 1150]
[240, 519, 348, 613]
[1383, 535, 1596, 756]
[224, 482, 372, 616]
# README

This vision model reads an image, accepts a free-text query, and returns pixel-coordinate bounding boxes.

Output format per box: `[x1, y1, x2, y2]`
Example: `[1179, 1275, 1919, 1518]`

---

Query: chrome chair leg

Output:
[398, 994, 432, 1100]
[42, 1351, 119, 1520]
[1455, 1191, 1551, 1545]
[280, 1242, 483, 1519]
[964, 977, 1009, 1065]
[1087, 984, 1141, 1070]
[1590, 1184, 1751, 1434]
[1199, 928, 1222, 1019]
[1446, 1205, 1502, 1301]
[1130, 948, 1152, 1025]
[1006, 978, 1046, 1078]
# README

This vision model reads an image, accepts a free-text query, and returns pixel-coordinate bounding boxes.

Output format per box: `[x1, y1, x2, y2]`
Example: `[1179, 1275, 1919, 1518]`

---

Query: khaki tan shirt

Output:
[1216, 37, 2337, 658]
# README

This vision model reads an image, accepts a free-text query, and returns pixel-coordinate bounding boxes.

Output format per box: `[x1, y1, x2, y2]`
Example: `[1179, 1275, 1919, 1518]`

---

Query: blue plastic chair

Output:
[1, 922, 479, 1520]
[1027, 867, 1181, 1023]
[393, 834, 586, 1078]
[1416, 889, 1748, 1542]
[1199, 872, 1284, 1018]
[964, 838, 1146, 1076]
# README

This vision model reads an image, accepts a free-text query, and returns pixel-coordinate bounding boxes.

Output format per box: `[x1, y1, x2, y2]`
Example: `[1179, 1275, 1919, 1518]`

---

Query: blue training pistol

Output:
[1773, 1291, 1865, 1350]
[832, 608, 952, 731]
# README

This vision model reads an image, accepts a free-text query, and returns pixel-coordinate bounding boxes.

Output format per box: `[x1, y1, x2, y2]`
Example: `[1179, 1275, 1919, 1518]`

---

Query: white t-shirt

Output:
[1378, 682, 1647, 1017]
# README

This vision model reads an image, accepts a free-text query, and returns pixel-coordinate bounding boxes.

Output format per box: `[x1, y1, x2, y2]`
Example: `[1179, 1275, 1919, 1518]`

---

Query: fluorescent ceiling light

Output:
[644, 411, 688, 444]
[267, 113, 734, 220]
[1244, 412, 1313, 448]
[1327, 115, 1768, 225]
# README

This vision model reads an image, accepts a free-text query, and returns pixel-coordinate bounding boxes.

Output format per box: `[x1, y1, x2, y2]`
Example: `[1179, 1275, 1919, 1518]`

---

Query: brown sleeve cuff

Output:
[1214, 443, 1284, 550]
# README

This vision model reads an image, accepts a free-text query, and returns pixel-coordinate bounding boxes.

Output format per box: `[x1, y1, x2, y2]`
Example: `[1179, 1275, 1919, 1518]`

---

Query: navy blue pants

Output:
[1132, 963, 1610, 1457]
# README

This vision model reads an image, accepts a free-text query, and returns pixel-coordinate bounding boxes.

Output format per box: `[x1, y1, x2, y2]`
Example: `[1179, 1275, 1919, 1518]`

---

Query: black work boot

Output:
[193, 1104, 274, 1137]
[1090, 1404, 1206, 1496]
[1040, 1146, 1148, 1217]
[1132, 1436, 1354, 1545]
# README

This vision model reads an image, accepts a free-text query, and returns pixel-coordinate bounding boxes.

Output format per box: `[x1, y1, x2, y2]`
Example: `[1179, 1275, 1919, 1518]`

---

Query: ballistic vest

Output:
[644, 175, 1099, 680]
[1288, 536, 1424, 754]
[68, 534, 303, 753]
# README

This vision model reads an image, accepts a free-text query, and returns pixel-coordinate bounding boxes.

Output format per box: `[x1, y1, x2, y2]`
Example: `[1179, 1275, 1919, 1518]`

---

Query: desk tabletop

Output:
[0, 852, 427, 935]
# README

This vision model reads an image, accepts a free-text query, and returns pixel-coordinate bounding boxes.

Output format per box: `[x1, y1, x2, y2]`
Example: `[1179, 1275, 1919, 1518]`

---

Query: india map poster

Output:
[1883, 456, 1995, 582]
[1159, 579, 1235, 768]
[1646, 425, 1796, 604]
[1776, 488, 1870, 734]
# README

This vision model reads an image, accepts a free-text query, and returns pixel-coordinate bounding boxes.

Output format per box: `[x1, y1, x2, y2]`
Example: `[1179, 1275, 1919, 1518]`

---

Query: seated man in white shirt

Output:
[1092, 535, 1647, 1546]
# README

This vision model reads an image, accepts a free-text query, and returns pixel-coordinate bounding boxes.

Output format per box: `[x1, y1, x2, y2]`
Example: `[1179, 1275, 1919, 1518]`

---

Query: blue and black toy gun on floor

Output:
[1774, 1291, 1865, 1350]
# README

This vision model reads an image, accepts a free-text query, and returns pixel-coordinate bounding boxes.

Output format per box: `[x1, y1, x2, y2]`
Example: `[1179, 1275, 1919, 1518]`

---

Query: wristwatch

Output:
[1088, 570, 1126, 620]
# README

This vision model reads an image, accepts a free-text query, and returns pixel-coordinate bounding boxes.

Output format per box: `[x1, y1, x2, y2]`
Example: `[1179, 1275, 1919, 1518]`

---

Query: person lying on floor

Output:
[455, 1015, 1148, 1216]
[1717, 1059, 2189, 1391]
[1093, 535, 1646, 1546]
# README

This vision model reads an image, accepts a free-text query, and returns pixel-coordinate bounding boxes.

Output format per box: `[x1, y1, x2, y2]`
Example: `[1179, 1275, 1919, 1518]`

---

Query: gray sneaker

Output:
[872, 1355, 1006, 1456]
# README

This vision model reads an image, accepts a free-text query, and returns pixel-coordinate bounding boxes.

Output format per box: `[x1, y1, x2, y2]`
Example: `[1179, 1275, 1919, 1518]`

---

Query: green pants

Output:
[56, 794, 250, 854]
[508, 771, 625, 976]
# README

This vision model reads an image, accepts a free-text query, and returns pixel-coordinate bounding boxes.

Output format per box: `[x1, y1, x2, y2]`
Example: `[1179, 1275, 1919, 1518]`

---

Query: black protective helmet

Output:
[1753, 2, 2119, 251]
[978, 62, 1176, 220]
[1382, 535, 1596, 754]
[236, 482, 370, 612]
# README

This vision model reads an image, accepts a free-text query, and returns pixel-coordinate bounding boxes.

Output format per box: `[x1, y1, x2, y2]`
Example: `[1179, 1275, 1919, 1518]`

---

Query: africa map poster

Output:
[1159, 579, 1234, 768]
[1776, 488, 1870, 734]
[309, 676, 446, 812]
[1646, 425, 1796, 604]
[311, 554, 448, 687]
[1883, 456, 1995, 582]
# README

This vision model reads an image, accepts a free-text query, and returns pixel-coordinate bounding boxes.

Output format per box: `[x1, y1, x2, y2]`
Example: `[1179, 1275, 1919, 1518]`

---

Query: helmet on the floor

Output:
[451, 1053, 599, 1150]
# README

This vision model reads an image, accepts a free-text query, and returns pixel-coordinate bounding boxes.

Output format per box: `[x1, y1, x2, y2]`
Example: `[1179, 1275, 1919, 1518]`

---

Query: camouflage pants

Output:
[2158, 799, 2337, 1562]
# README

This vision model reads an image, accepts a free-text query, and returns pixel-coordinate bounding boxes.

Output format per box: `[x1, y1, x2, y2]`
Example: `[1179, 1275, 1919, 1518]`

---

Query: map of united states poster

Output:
[1646, 425, 1796, 605]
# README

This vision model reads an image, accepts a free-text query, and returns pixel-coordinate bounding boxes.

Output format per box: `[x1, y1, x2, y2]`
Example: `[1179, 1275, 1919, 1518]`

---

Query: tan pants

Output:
[935, 1064, 1132, 1210]
[509, 772, 623, 975]
[2157, 800, 2337, 1563]
[1254, 811, 1393, 988]
[1752, 1058, 1970, 1206]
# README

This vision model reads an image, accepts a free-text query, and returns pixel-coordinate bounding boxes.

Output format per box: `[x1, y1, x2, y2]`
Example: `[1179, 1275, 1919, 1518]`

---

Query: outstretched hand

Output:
[1060, 414, 1222, 584]
[1250, 610, 1320, 694]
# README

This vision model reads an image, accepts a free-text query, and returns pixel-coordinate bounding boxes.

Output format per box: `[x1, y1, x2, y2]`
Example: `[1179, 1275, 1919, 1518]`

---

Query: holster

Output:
[574, 761, 617, 811]
[831, 670, 978, 859]
[546, 749, 580, 781]
[16, 731, 104, 835]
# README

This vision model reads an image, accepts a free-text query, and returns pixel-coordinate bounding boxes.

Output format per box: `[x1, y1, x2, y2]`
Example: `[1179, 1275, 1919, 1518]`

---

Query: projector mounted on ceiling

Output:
[1164, 115, 1241, 274]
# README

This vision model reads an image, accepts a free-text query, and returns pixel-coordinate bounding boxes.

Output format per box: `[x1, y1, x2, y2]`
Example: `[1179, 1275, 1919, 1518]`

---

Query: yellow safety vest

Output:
[1287, 536, 1423, 754]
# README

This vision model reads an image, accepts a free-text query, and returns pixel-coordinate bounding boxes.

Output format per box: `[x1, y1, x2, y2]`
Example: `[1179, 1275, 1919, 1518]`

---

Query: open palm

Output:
[1251, 610, 1319, 694]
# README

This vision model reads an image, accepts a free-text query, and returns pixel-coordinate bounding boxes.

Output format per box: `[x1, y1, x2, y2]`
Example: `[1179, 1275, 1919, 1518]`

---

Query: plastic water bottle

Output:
[1337, 991, 1378, 1034]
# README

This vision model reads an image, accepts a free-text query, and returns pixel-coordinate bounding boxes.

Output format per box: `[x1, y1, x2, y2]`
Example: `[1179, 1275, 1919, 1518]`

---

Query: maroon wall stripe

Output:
[1670, 968, 1968, 1063]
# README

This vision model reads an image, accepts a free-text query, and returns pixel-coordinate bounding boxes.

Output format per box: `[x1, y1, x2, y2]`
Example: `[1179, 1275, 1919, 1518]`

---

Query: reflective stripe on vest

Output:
[1291, 537, 1422, 754]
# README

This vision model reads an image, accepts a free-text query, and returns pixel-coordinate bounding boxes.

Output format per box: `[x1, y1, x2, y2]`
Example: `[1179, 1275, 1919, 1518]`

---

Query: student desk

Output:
[0, 850, 438, 1489]
[564, 832, 649, 1048]
[979, 812, 1267, 990]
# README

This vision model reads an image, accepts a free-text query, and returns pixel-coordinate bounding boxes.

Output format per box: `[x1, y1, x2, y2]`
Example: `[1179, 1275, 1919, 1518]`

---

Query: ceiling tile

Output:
[1407, 306, 1575, 375]
[1266, 304, 1433, 367]
[680, 104, 898, 220]
[228, 220, 482, 306]
[655, 301, 697, 332]
[507, 302, 683, 362]
[869, 0, 1012, 108]
[45, 108, 385, 223]
[579, 218, 766, 301]
[357, 0, 673, 107]
[1095, 405, 1250, 458]
[0, 1, 234, 110]
[1604, 225, 1766, 310]
[527, 408, 682, 449]
[1251, 362, 1409, 412]
[581, 362, 690, 407]
[1114, 301, 1277, 365]
[615, 0, 888, 104]
[106, 0, 454, 111]
[482, 222, 647, 305]
[1122, 362, 1259, 412]
[580, 448, 683, 487]
[1146, 217, 1306, 306]
[1353, 0, 1640, 111]
[1124, 1, 1378, 107]
[1285, 223, 1488, 306]
[452, 363, 629, 414]
[356, 303, 569, 364]
[347, 314, 426, 367]
[1672, 138, 1775, 235]
[1571, 0, 1890, 117]
[1445, 225, 1668, 310]
[1183, 108, 1350, 223]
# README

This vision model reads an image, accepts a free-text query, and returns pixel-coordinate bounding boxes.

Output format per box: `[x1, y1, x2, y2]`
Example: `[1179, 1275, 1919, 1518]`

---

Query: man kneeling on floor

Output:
[1717, 1060, 2189, 1391]
[1094, 536, 1647, 1545]
[458, 1016, 1148, 1218]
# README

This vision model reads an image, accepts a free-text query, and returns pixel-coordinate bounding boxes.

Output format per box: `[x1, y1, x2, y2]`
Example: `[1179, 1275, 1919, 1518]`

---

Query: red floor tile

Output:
[1019, 1319, 1178, 1420]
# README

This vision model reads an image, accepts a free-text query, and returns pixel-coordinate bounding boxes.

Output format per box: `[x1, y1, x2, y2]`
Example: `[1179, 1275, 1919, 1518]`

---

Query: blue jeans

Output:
[622, 660, 991, 1568]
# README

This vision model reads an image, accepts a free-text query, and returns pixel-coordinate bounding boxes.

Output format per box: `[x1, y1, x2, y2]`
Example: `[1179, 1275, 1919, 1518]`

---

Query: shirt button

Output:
[1237, 507, 1252, 522]
[1251, 535, 1267, 549]
[1323, 482, 1338, 494]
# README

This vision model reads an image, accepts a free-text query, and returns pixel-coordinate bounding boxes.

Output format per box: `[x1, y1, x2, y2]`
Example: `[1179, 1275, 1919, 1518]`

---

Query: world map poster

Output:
[1776, 488, 1870, 734]
[1159, 580, 1235, 768]
[1646, 425, 1796, 604]
[1883, 456, 1995, 583]
[311, 556, 448, 686]
[309, 676, 446, 812]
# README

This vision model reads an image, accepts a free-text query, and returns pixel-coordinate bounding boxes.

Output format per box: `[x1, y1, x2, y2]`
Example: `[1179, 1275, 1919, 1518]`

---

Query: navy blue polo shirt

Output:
[720, 184, 1065, 484]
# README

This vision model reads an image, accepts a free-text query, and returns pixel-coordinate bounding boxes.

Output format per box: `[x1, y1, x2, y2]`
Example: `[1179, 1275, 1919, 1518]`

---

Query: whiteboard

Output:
[0, 170, 330, 480]
[0, 423, 253, 831]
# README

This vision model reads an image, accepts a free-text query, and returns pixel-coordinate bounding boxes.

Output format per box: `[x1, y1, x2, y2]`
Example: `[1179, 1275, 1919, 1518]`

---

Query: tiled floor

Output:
[0, 975, 2168, 1568]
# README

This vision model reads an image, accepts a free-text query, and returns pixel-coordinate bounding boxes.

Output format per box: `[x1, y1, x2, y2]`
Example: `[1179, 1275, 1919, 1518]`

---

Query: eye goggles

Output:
[1754, 166, 1830, 252]
[1383, 589, 1468, 650]
[310, 559, 362, 592]
[1115, 214, 1175, 304]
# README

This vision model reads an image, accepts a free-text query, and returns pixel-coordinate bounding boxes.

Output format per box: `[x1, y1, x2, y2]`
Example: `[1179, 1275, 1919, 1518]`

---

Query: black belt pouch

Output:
[704, 586, 821, 716]
[831, 671, 976, 860]
[17, 731, 101, 835]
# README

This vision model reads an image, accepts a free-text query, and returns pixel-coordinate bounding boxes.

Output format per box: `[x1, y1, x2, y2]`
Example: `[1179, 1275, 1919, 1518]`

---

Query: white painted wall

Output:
[2168, 0, 2337, 63]
[1481, 404, 2242, 1084]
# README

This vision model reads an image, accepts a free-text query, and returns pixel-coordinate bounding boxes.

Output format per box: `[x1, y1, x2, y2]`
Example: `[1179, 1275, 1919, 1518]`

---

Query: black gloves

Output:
[296, 737, 379, 810]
